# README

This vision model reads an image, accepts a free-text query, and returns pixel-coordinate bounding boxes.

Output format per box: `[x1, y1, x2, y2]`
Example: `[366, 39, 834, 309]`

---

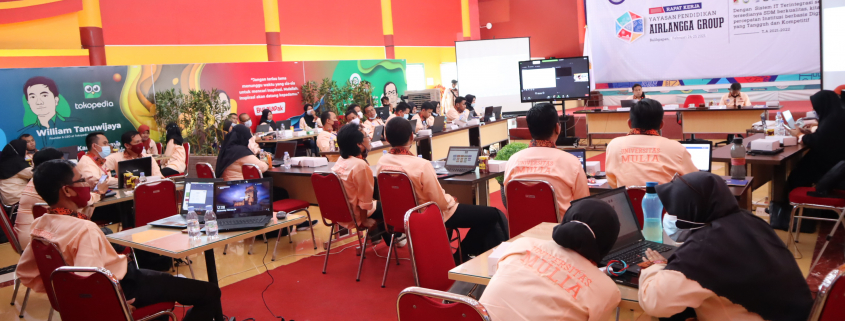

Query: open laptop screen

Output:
[782, 110, 796, 129]
[181, 180, 218, 213]
[213, 178, 273, 218]
[680, 142, 712, 172]
[445, 147, 480, 168]
[573, 188, 643, 253]
[564, 149, 587, 173]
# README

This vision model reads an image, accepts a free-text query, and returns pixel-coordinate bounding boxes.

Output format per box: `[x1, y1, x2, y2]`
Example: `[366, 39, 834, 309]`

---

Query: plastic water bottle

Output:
[283, 151, 291, 169]
[775, 112, 785, 136]
[139, 172, 146, 183]
[642, 182, 663, 243]
[204, 205, 218, 238]
[730, 138, 747, 180]
[186, 206, 201, 239]
[383, 150, 387, 155]
[330, 138, 336, 152]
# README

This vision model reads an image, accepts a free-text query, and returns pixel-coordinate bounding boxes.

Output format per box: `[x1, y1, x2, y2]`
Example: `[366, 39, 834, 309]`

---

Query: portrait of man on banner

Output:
[21, 76, 74, 130]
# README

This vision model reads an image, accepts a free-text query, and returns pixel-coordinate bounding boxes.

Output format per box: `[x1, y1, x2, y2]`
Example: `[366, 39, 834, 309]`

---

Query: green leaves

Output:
[152, 88, 228, 156]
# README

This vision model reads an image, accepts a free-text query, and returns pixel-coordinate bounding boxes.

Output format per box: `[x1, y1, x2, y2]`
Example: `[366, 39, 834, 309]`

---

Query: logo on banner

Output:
[83, 82, 102, 99]
[609, 0, 625, 4]
[616, 11, 644, 43]
[253, 102, 285, 115]
[649, 3, 702, 14]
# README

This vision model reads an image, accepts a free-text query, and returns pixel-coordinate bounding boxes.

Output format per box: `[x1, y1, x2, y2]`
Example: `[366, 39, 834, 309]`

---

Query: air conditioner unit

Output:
[404, 89, 442, 106]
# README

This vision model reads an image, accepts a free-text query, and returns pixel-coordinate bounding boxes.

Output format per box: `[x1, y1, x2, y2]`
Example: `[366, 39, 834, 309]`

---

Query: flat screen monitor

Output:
[519, 56, 591, 102]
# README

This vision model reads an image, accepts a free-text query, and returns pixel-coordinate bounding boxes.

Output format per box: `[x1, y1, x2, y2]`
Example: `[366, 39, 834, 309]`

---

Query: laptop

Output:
[435, 146, 482, 178]
[680, 140, 713, 172]
[117, 157, 153, 188]
[376, 107, 390, 121]
[256, 124, 272, 133]
[483, 106, 495, 120]
[564, 148, 587, 174]
[277, 119, 292, 131]
[782, 110, 796, 129]
[621, 99, 637, 107]
[57, 146, 78, 161]
[573, 188, 677, 287]
[149, 178, 222, 228]
[212, 178, 275, 231]
[493, 106, 503, 120]
[372, 125, 385, 142]
[430, 116, 446, 133]
[272, 142, 297, 166]
[409, 119, 418, 132]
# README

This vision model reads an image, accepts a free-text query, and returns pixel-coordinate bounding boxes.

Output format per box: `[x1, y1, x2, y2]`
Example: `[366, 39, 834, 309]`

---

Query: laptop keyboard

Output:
[610, 242, 674, 264]
[219, 216, 268, 226]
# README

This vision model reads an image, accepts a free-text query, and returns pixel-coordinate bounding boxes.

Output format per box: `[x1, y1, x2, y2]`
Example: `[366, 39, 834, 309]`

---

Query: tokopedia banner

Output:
[0, 60, 406, 150]
[587, 0, 820, 83]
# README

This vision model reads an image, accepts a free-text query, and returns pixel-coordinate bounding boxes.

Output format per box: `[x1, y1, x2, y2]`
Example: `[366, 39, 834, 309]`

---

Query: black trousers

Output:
[444, 204, 509, 262]
[160, 167, 181, 177]
[120, 264, 222, 321]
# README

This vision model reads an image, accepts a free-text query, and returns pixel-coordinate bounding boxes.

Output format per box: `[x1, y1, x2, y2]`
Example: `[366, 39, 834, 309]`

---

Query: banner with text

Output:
[587, 0, 819, 83]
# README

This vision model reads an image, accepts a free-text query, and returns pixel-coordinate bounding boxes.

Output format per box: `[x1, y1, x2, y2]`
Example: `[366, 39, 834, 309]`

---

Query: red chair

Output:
[377, 171, 418, 288]
[133, 179, 178, 226]
[505, 179, 559, 238]
[808, 264, 845, 321]
[311, 172, 372, 281]
[787, 187, 845, 271]
[241, 164, 316, 257]
[30, 236, 68, 320]
[0, 205, 32, 317]
[50, 266, 176, 321]
[627, 187, 647, 228]
[195, 162, 215, 179]
[683, 94, 705, 108]
[396, 286, 491, 321]
[155, 142, 162, 155]
[76, 151, 85, 161]
[183, 143, 191, 176]
[32, 203, 49, 219]
[405, 202, 460, 292]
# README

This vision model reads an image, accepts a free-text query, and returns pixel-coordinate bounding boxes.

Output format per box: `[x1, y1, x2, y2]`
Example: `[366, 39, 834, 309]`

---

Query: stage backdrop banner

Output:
[0, 66, 136, 150]
[304, 60, 408, 109]
[587, 0, 820, 83]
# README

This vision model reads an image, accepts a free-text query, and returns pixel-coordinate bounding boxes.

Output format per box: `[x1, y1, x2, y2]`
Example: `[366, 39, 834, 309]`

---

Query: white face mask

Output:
[307, 110, 313, 116]
[244, 120, 252, 128]
[351, 118, 360, 125]
[403, 114, 409, 119]
[357, 111, 363, 118]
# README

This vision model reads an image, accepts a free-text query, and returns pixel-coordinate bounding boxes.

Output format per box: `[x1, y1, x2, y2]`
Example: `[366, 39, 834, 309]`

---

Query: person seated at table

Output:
[605, 99, 698, 188]
[628, 84, 646, 100]
[332, 123, 405, 246]
[258, 108, 276, 129]
[345, 108, 361, 125]
[480, 199, 621, 321]
[375, 117, 508, 262]
[238, 112, 252, 127]
[446, 96, 470, 123]
[430, 100, 442, 117]
[0, 139, 33, 205]
[105, 130, 163, 179]
[503, 103, 589, 220]
[386, 101, 410, 122]
[350, 104, 363, 119]
[316, 111, 339, 153]
[719, 83, 751, 107]
[381, 96, 392, 112]
[363, 104, 385, 138]
[16, 159, 223, 321]
[300, 103, 322, 130]
[227, 113, 238, 123]
[160, 123, 186, 177]
[464, 94, 477, 116]
[19, 134, 38, 159]
[411, 101, 436, 133]
[137, 124, 158, 155]
[223, 120, 260, 154]
[408, 101, 418, 117]
[638, 172, 812, 321]
[16, 148, 108, 247]
[216, 124, 270, 181]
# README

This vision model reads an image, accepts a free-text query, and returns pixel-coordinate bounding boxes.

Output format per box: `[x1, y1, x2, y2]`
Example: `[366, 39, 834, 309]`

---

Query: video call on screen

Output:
[519, 57, 591, 102]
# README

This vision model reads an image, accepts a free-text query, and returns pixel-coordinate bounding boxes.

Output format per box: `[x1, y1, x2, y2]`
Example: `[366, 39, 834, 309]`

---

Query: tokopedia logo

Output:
[84, 82, 102, 98]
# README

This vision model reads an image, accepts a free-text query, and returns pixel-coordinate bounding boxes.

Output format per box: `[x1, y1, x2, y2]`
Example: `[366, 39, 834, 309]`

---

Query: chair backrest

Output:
[397, 286, 491, 321]
[809, 264, 845, 321]
[133, 179, 178, 226]
[242, 164, 264, 179]
[183, 143, 191, 176]
[0, 205, 23, 254]
[683, 94, 705, 107]
[76, 151, 85, 161]
[404, 202, 456, 291]
[196, 162, 215, 178]
[626, 187, 647, 228]
[31, 236, 68, 311]
[505, 179, 558, 238]
[33, 203, 49, 219]
[155, 142, 162, 154]
[311, 172, 357, 226]
[377, 171, 418, 233]
[50, 266, 133, 321]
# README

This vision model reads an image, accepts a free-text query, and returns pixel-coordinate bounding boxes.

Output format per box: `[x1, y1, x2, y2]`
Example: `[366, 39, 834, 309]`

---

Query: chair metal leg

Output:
[223, 244, 228, 255]
[322, 224, 336, 274]
[786, 205, 802, 259]
[394, 241, 401, 266]
[18, 288, 30, 318]
[304, 209, 317, 249]
[810, 209, 845, 272]
[356, 229, 368, 282]
[131, 248, 140, 270]
[185, 257, 196, 279]
[381, 233, 396, 288]
[11, 278, 20, 305]
[272, 228, 284, 261]
[796, 206, 805, 243]
[47, 307, 53, 321]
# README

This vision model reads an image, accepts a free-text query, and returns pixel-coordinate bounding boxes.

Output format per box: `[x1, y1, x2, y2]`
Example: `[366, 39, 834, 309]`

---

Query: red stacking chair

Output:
[808, 264, 845, 321]
[397, 286, 491, 321]
[76, 151, 85, 161]
[32, 203, 49, 219]
[183, 143, 191, 175]
[133, 180, 178, 226]
[30, 236, 68, 321]
[505, 179, 559, 238]
[0, 205, 32, 317]
[155, 142, 162, 155]
[50, 266, 176, 321]
[311, 172, 372, 281]
[195, 162, 215, 179]
[240, 164, 316, 258]
[377, 171, 418, 288]
[787, 187, 845, 272]
[683, 94, 705, 107]
[627, 187, 647, 228]
[405, 202, 462, 292]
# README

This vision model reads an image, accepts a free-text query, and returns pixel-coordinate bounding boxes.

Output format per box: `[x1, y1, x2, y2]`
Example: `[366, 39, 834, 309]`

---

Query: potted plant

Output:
[493, 142, 528, 207]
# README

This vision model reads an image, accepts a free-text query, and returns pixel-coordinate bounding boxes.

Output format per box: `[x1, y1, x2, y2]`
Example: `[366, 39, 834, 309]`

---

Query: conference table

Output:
[574, 106, 780, 146]
[320, 141, 416, 164]
[712, 134, 807, 205]
[255, 132, 319, 143]
[588, 176, 755, 210]
[107, 214, 306, 321]
[415, 118, 510, 161]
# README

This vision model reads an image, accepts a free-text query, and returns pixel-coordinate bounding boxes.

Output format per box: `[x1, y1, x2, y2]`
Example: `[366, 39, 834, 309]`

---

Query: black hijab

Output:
[0, 139, 30, 179]
[464, 94, 476, 112]
[552, 199, 620, 264]
[165, 123, 184, 145]
[796, 91, 845, 178]
[259, 109, 275, 127]
[656, 172, 812, 321]
[215, 124, 256, 178]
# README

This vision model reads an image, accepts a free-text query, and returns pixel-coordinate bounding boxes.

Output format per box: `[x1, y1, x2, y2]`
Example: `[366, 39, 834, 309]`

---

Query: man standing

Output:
[440, 79, 459, 115]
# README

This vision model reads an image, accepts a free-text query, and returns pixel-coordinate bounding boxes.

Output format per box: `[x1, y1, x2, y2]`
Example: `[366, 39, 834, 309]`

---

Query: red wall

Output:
[478, 0, 582, 58]
[278, 0, 384, 46]
[392, 0, 463, 46]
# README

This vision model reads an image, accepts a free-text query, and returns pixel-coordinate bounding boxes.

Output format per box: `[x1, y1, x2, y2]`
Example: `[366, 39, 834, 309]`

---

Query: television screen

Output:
[519, 57, 591, 102]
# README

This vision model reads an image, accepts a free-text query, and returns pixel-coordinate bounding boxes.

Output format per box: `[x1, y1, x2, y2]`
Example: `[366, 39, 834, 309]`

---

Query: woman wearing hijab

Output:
[464, 94, 476, 115]
[0, 139, 33, 205]
[639, 172, 812, 321]
[215, 124, 269, 181]
[258, 109, 276, 129]
[480, 199, 622, 321]
[137, 124, 158, 155]
[160, 123, 186, 177]
[300, 103, 322, 130]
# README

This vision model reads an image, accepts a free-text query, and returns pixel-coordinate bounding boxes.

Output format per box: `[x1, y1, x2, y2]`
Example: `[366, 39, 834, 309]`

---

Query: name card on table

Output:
[370, 141, 384, 148]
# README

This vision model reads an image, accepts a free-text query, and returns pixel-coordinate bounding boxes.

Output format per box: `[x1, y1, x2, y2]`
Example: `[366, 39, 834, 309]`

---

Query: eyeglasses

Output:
[386, 90, 397, 95]
[672, 173, 704, 197]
